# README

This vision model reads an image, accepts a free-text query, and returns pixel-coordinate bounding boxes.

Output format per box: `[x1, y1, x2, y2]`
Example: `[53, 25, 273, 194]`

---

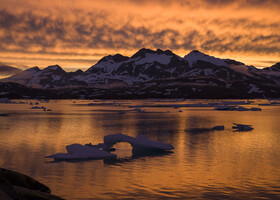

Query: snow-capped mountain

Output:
[4, 65, 87, 88]
[263, 63, 280, 72]
[184, 50, 228, 67]
[1, 48, 279, 99]
[0, 64, 22, 78]
[75, 48, 190, 86]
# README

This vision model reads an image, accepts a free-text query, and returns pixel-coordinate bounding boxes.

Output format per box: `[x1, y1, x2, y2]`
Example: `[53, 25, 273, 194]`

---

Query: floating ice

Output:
[214, 106, 261, 111]
[235, 106, 250, 111]
[30, 106, 46, 109]
[232, 123, 254, 131]
[46, 134, 174, 161]
[259, 101, 280, 106]
[214, 106, 236, 110]
[46, 144, 116, 161]
[103, 134, 174, 154]
[250, 107, 262, 111]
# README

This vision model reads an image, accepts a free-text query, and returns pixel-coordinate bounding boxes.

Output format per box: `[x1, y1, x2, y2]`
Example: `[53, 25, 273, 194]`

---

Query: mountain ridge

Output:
[0, 64, 23, 78]
[0, 48, 279, 99]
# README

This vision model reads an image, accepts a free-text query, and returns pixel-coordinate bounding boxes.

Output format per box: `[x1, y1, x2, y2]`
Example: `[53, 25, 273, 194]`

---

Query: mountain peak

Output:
[263, 62, 280, 71]
[131, 48, 176, 59]
[97, 54, 129, 64]
[271, 62, 280, 68]
[44, 65, 62, 71]
[156, 49, 174, 56]
[131, 48, 154, 58]
[184, 50, 227, 67]
[25, 66, 40, 72]
[190, 50, 202, 54]
[42, 65, 66, 75]
[75, 69, 84, 73]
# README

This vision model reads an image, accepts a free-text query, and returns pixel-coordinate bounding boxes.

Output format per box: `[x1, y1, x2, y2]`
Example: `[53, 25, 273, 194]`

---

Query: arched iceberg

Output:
[46, 144, 116, 161]
[103, 134, 174, 154]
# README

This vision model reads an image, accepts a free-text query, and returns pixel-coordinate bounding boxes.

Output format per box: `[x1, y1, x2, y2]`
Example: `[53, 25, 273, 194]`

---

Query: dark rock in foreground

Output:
[0, 168, 63, 200]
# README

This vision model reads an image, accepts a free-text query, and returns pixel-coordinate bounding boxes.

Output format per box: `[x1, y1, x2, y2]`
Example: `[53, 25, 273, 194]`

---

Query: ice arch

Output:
[103, 134, 174, 154]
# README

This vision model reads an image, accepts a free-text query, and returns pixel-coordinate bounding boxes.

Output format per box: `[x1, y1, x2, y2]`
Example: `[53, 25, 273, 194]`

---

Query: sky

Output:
[0, 0, 279, 71]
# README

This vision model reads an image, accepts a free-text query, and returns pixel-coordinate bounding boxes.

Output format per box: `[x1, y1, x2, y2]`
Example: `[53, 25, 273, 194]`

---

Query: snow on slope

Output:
[134, 53, 172, 65]
[76, 48, 188, 86]
[1, 48, 280, 91]
[184, 50, 228, 67]
[3, 65, 69, 88]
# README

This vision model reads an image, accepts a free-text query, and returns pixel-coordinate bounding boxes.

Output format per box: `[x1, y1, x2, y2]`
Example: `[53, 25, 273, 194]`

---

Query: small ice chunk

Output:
[232, 123, 253, 131]
[214, 106, 236, 110]
[250, 107, 261, 111]
[235, 106, 250, 111]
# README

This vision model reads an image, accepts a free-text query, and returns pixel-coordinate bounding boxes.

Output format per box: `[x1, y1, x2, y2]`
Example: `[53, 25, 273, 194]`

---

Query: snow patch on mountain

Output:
[134, 53, 172, 65]
[248, 84, 264, 94]
[184, 50, 228, 67]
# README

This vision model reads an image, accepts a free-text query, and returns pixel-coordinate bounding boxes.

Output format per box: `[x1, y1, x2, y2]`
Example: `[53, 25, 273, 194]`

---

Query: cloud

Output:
[0, 0, 279, 68]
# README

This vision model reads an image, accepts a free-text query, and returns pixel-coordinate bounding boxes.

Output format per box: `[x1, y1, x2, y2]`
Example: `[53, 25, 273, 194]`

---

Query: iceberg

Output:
[214, 106, 261, 111]
[46, 134, 174, 161]
[30, 106, 46, 109]
[214, 105, 237, 110]
[232, 123, 254, 131]
[46, 144, 116, 161]
[102, 134, 174, 154]
[250, 107, 262, 111]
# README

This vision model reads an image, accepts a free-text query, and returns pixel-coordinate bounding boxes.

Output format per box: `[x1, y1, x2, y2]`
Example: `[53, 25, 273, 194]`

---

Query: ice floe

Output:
[30, 106, 52, 111]
[258, 101, 280, 106]
[102, 133, 174, 154]
[232, 123, 254, 131]
[214, 106, 261, 111]
[46, 134, 174, 161]
[46, 144, 116, 161]
[30, 106, 46, 109]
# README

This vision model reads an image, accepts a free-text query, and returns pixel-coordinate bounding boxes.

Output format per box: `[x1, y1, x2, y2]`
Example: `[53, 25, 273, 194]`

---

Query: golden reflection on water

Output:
[0, 99, 280, 199]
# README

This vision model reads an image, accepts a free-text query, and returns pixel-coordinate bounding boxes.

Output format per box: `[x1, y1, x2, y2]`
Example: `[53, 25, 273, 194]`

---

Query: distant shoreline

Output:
[1, 82, 279, 100]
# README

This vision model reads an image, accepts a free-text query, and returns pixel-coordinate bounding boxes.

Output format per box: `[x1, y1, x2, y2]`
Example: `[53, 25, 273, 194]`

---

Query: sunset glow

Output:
[0, 0, 279, 70]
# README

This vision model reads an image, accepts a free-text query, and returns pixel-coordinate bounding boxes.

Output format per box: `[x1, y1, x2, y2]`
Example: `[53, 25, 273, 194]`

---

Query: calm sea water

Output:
[0, 99, 280, 200]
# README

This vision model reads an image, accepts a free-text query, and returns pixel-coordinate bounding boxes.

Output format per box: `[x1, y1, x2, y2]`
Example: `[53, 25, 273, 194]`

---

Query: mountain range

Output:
[0, 65, 23, 79]
[0, 48, 280, 99]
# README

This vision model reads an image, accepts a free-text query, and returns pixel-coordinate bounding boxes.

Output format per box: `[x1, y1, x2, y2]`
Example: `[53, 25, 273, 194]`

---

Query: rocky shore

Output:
[0, 168, 63, 200]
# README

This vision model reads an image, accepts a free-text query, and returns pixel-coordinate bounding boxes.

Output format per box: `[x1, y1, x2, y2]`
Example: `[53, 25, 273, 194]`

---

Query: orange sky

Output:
[0, 0, 279, 71]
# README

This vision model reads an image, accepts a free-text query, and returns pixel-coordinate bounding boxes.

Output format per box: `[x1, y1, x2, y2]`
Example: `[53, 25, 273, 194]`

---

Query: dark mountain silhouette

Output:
[0, 49, 279, 99]
[0, 64, 22, 78]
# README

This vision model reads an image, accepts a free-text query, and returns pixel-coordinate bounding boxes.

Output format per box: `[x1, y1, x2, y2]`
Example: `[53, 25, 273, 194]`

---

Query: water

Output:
[0, 99, 280, 200]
